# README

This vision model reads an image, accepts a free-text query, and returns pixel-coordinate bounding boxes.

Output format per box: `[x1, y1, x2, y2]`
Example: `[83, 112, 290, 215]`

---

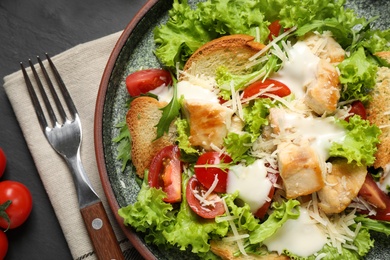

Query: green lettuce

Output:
[338, 47, 378, 103]
[223, 132, 257, 163]
[249, 199, 300, 244]
[243, 98, 274, 136]
[329, 115, 381, 166]
[175, 118, 200, 160]
[118, 174, 176, 246]
[112, 120, 131, 172]
[154, 0, 370, 70]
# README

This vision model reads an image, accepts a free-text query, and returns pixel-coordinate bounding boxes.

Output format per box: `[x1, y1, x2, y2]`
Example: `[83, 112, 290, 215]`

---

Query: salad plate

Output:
[94, 0, 390, 259]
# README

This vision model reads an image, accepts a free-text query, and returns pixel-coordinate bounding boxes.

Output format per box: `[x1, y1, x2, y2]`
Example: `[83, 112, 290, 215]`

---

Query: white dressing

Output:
[278, 110, 346, 161]
[227, 159, 273, 213]
[271, 41, 320, 99]
[263, 207, 327, 257]
[150, 80, 220, 104]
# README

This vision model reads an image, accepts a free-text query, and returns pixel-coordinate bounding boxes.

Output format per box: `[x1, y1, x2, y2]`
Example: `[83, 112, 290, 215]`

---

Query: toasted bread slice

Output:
[210, 239, 288, 260]
[126, 96, 177, 178]
[366, 64, 390, 169]
[183, 34, 265, 79]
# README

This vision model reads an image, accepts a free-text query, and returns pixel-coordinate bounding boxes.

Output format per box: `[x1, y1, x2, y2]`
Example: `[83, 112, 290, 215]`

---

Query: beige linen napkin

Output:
[2, 31, 133, 260]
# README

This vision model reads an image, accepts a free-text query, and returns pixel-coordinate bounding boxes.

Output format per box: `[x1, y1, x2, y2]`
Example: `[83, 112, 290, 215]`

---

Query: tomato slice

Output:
[346, 100, 367, 122]
[268, 20, 282, 41]
[186, 176, 225, 219]
[195, 152, 232, 193]
[125, 69, 173, 97]
[242, 79, 291, 99]
[148, 145, 182, 203]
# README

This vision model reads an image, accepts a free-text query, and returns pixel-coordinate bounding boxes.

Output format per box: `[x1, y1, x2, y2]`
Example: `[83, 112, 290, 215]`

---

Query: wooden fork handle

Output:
[80, 201, 124, 260]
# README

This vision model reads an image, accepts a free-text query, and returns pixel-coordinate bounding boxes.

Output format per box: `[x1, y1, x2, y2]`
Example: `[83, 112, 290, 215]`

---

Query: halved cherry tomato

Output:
[346, 100, 367, 122]
[268, 20, 282, 41]
[358, 173, 390, 221]
[148, 145, 182, 203]
[195, 152, 232, 193]
[0, 148, 6, 179]
[0, 181, 33, 230]
[125, 69, 173, 96]
[242, 79, 291, 99]
[186, 176, 225, 219]
[254, 172, 279, 219]
[0, 230, 8, 259]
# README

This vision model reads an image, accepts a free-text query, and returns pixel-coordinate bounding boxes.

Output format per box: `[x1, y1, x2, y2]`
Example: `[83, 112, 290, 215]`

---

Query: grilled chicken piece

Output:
[305, 59, 340, 115]
[184, 100, 233, 151]
[277, 141, 324, 199]
[317, 159, 367, 214]
[302, 32, 345, 64]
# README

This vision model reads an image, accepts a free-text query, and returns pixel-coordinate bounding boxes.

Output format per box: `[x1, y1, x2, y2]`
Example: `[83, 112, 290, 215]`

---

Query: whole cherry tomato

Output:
[242, 79, 291, 99]
[148, 145, 182, 203]
[126, 69, 173, 96]
[186, 176, 225, 219]
[0, 148, 6, 179]
[0, 181, 33, 230]
[0, 230, 8, 259]
[195, 152, 232, 193]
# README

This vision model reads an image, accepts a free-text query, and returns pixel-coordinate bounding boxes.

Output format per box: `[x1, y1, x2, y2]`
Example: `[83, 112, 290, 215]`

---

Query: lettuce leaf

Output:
[153, 0, 217, 68]
[118, 174, 176, 246]
[338, 47, 378, 103]
[243, 98, 274, 136]
[223, 132, 257, 164]
[329, 115, 381, 166]
[249, 199, 300, 244]
[112, 120, 131, 172]
[175, 118, 200, 161]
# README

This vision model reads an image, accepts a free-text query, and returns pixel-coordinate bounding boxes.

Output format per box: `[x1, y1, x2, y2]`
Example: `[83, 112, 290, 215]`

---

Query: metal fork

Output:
[21, 54, 124, 260]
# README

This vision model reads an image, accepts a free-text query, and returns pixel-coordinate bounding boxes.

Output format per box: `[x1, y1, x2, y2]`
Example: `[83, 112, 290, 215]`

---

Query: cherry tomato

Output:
[0, 181, 33, 230]
[0, 148, 6, 179]
[186, 176, 225, 219]
[268, 20, 282, 41]
[254, 172, 279, 219]
[148, 145, 182, 203]
[242, 79, 291, 99]
[195, 152, 232, 193]
[346, 100, 367, 122]
[0, 230, 8, 259]
[125, 69, 173, 96]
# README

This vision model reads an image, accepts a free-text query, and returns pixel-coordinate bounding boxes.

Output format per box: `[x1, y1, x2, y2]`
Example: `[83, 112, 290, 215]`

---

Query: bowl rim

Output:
[94, 0, 160, 259]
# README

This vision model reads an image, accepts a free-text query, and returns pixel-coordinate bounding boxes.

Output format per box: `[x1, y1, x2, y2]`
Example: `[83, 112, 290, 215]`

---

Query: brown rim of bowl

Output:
[94, 0, 160, 259]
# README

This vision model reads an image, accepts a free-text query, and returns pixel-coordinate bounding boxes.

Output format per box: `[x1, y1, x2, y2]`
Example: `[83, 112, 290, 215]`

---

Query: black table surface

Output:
[0, 0, 147, 259]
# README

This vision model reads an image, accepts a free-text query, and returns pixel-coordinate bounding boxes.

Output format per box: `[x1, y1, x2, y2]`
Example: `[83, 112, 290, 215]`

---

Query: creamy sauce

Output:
[263, 207, 327, 257]
[227, 159, 272, 213]
[278, 110, 346, 161]
[150, 80, 219, 103]
[271, 41, 320, 99]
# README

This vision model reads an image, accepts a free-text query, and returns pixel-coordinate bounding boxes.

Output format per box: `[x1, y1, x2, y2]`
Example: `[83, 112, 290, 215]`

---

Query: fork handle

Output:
[80, 201, 124, 260]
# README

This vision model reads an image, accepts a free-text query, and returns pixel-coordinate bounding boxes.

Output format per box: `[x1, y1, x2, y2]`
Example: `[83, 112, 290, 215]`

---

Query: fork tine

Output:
[29, 58, 61, 127]
[45, 53, 78, 117]
[21, 62, 48, 131]
[37, 56, 68, 123]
